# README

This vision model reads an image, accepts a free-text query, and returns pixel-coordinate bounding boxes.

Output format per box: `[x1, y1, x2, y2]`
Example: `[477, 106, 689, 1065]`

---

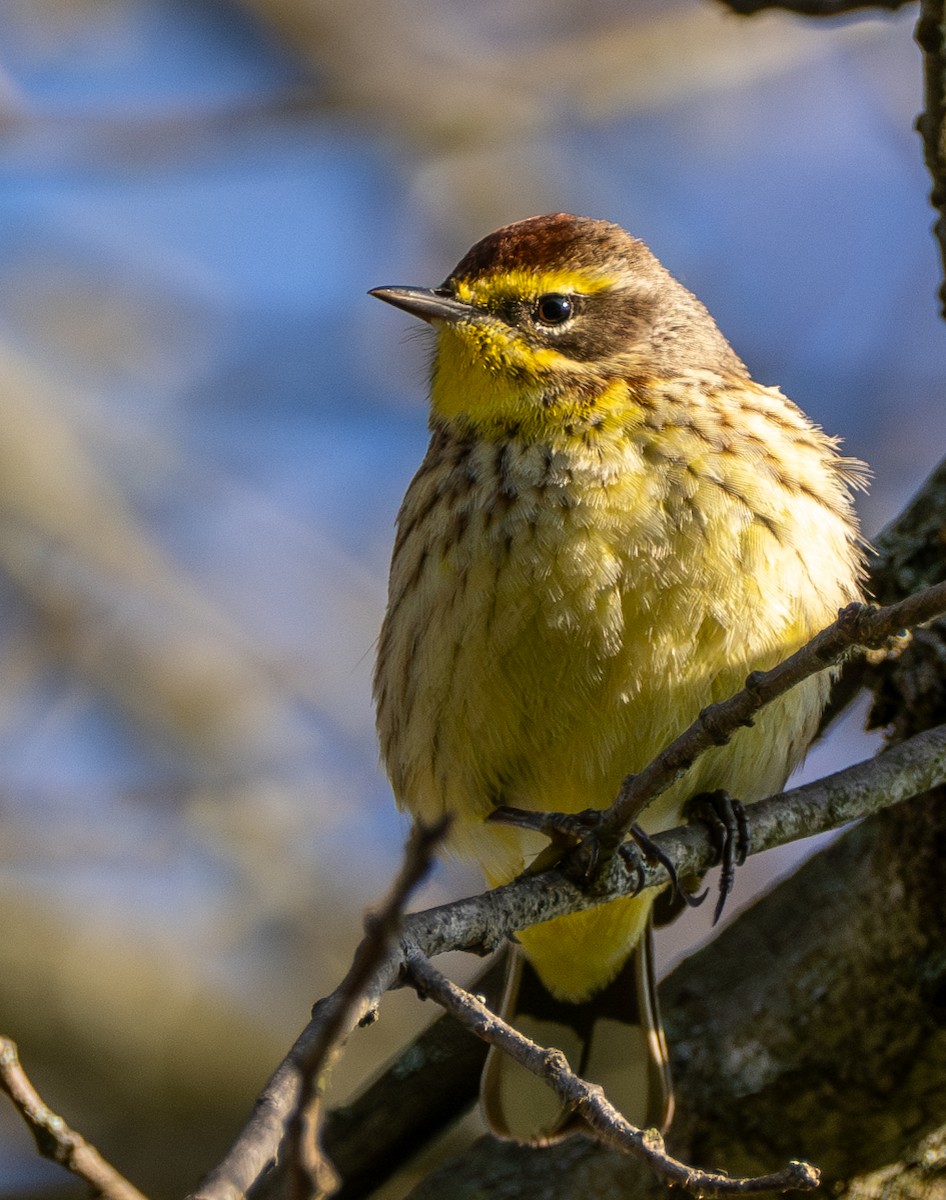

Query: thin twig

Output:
[599, 585, 946, 851]
[286, 818, 449, 1200]
[405, 952, 819, 1196]
[189, 819, 448, 1200]
[0, 1036, 150, 1200]
[321, 954, 506, 1199]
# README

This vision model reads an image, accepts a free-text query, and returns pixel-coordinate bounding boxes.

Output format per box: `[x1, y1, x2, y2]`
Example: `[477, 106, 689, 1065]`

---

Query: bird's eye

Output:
[533, 293, 574, 327]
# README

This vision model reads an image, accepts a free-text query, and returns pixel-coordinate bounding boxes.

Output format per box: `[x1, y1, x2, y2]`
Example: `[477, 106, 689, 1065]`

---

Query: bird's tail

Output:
[480, 918, 673, 1143]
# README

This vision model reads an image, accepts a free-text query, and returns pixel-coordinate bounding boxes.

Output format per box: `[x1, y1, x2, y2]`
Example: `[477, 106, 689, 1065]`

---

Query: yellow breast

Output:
[375, 371, 863, 889]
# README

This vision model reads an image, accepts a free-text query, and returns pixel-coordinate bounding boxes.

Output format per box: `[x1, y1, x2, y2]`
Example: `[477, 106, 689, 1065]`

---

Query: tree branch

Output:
[406, 719, 946, 960]
[0, 1036, 150, 1200]
[321, 956, 506, 1200]
[406, 951, 820, 1196]
[596, 585, 946, 853]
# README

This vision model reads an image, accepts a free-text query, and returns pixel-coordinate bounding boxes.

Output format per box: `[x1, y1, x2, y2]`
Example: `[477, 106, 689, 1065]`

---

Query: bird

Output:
[370, 213, 865, 1143]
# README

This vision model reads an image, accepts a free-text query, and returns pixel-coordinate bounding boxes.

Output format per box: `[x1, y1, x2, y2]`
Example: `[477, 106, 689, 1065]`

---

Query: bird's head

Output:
[371, 213, 746, 440]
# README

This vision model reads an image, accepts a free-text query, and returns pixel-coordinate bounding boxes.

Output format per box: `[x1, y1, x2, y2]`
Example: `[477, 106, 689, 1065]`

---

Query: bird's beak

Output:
[369, 286, 473, 325]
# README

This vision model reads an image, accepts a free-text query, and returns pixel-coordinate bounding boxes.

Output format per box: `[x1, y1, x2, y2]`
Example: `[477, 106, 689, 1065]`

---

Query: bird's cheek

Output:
[430, 326, 538, 428]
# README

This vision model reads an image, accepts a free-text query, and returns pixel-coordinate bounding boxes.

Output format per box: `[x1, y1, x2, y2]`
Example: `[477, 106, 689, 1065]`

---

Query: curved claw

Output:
[618, 840, 646, 894]
[628, 824, 708, 908]
[686, 790, 750, 924]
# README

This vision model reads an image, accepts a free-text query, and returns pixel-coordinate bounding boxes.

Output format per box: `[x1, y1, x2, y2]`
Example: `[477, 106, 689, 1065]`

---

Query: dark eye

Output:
[533, 293, 574, 326]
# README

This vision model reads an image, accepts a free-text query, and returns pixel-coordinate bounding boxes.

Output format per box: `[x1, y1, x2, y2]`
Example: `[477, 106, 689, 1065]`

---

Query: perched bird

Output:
[371, 214, 865, 1143]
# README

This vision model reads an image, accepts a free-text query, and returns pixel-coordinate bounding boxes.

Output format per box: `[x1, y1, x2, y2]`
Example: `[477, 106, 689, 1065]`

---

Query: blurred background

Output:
[0, 1, 942, 1197]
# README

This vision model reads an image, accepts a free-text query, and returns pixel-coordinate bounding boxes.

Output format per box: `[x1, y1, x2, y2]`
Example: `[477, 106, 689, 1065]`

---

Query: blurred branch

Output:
[918, 0, 946, 316]
[719, 0, 913, 14]
[322, 955, 505, 1199]
[0, 344, 320, 775]
[0, 3, 856, 183]
[0, 1036, 149, 1200]
[234, 1, 879, 227]
[0, 88, 325, 170]
[191, 821, 447, 1200]
[836, 1124, 946, 1199]
[237, 0, 883, 132]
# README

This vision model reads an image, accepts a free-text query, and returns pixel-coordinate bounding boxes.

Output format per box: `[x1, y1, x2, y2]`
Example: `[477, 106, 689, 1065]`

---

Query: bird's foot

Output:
[488, 806, 707, 905]
[487, 805, 605, 881]
[685, 790, 749, 924]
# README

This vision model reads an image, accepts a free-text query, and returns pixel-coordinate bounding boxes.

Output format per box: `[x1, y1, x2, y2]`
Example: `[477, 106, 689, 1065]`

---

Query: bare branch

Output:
[0, 1036, 150, 1200]
[321, 956, 505, 1198]
[287, 819, 448, 1200]
[406, 951, 819, 1195]
[598, 584, 946, 849]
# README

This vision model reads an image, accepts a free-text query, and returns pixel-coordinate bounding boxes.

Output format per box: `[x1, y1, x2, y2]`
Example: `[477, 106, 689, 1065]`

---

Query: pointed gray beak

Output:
[369, 286, 473, 324]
